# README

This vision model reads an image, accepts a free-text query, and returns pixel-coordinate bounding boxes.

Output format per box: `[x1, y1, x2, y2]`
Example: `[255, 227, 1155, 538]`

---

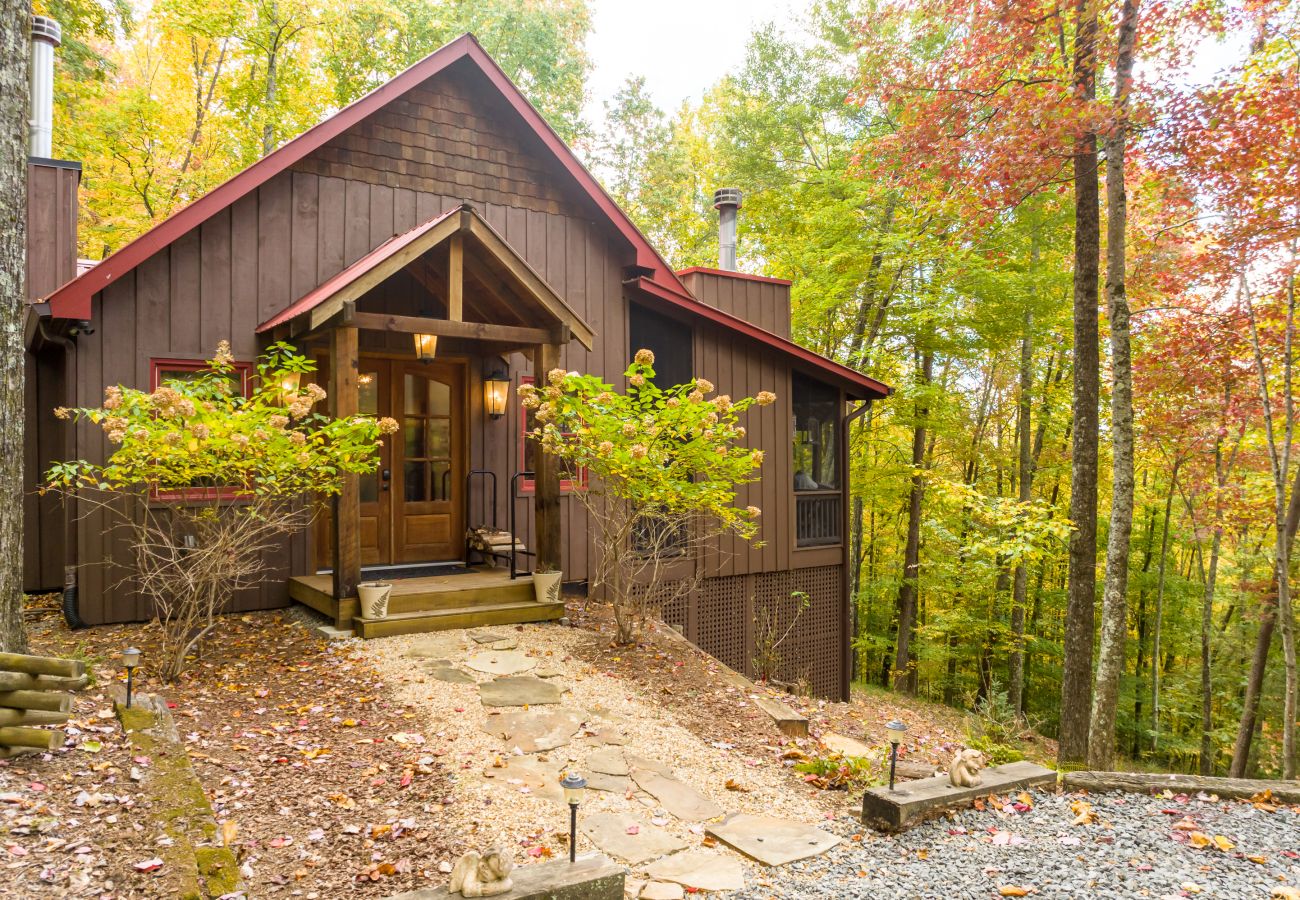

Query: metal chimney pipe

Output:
[713, 188, 742, 271]
[29, 16, 61, 159]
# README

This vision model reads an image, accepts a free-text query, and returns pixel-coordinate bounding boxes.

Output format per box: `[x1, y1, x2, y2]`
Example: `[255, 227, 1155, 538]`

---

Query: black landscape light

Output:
[885, 718, 907, 792]
[560, 771, 587, 862]
[123, 647, 141, 708]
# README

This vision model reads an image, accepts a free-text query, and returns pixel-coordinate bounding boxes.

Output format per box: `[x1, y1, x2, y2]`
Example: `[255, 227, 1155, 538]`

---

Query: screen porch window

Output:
[149, 358, 253, 499]
[519, 375, 585, 493]
[629, 302, 693, 389]
[793, 373, 841, 547]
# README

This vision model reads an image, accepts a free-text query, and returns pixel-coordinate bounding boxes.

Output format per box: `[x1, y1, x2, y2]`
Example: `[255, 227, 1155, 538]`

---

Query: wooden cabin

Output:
[23, 34, 889, 699]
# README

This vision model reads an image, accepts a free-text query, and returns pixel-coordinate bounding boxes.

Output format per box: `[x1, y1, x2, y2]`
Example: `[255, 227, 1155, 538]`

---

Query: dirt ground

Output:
[5, 593, 1024, 897]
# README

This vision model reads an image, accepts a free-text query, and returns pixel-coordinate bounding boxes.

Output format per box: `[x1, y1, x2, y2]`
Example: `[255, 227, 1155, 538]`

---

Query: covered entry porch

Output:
[257, 202, 594, 635]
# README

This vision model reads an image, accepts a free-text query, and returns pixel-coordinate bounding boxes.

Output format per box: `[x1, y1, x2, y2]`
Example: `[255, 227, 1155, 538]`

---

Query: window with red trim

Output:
[149, 358, 254, 501]
[518, 375, 586, 493]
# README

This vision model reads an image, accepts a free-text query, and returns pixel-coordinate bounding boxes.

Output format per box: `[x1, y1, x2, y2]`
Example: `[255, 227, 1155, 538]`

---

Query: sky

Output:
[584, 0, 799, 127]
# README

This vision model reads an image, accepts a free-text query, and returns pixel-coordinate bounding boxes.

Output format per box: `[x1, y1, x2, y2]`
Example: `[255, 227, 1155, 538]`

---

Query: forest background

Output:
[38, 0, 1300, 778]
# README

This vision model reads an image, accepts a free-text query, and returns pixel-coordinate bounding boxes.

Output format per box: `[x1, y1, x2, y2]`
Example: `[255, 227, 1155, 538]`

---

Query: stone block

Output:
[861, 760, 1057, 831]
[385, 853, 624, 900]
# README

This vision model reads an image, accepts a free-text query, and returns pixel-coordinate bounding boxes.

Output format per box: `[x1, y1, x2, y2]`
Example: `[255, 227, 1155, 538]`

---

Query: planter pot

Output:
[358, 582, 393, 620]
[533, 570, 562, 605]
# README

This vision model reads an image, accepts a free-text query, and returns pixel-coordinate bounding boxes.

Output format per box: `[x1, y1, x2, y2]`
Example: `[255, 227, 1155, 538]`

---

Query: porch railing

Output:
[795, 491, 841, 547]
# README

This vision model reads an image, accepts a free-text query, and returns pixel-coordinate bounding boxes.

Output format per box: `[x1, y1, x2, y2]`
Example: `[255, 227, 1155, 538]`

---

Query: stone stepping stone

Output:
[624, 754, 673, 777]
[468, 628, 510, 644]
[645, 850, 744, 892]
[630, 769, 724, 822]
[425, 662, 476, 685]
[482, 756, 564, 803]
[589, 727, 628, 745]
[481, 708, 588, 753]
[406, 635, 458, 658]
[490, 638, 519, 650]
[705, 813, 841, 866]
[579, 812, 687, 865]
[641, 882, 685, 900]
[586, 748, 630, 777]
[821, 732, 872, 758]
[585, 772, 629, 793]
[480, 675, 562, 707]
[465, 650, 536, 676]
[533, 665, 564, 678]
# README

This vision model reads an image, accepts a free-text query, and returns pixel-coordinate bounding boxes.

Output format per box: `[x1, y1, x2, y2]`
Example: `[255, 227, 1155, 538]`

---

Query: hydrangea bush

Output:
[46, 342, 397, 680]
[523, 349, 775, 642]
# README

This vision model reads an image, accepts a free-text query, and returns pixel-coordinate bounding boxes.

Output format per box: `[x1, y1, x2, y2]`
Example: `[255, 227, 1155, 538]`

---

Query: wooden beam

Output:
[349, 311, 556, 345]
[534, 342, 563, 573]
[448, 233, 463, 322]
[330, 325, 361, 620]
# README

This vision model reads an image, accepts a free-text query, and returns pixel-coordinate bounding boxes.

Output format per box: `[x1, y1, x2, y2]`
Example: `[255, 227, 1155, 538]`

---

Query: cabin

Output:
[22, 31, 889, 699]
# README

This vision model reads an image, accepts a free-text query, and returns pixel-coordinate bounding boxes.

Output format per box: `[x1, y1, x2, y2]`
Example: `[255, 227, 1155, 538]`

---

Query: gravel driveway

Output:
[727, 790, 1300, 899]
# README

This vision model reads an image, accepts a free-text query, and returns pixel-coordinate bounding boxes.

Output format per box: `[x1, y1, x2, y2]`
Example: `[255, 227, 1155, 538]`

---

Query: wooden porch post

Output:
[534, 342, 563, 573]
[330, 323, 361, 623]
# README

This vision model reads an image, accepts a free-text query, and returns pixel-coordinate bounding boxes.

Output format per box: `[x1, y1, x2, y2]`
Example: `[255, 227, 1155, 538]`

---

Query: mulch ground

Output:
[7, 595, 454, 898]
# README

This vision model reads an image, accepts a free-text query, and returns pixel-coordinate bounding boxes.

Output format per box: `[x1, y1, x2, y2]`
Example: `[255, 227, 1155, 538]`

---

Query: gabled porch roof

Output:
[256, 203, 595, 350]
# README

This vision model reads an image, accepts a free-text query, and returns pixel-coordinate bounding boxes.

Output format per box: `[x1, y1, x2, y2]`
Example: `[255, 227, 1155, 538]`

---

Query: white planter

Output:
[358, 582, 393, 619]
[533, 570, 562, 605]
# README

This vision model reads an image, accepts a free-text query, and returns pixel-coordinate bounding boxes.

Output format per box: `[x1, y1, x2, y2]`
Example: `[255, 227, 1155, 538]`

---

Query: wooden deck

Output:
[288, 567, 564, 638]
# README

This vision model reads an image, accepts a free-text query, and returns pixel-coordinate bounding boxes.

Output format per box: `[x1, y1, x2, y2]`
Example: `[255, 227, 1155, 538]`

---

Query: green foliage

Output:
[965, 684, 1028, 765]
[45, 342, 394, 498]
[793, 750, 884, 790]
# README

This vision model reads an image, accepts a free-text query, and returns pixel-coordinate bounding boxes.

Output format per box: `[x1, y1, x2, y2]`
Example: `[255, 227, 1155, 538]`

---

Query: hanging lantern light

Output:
[484, 366, 510, 420]
[413, 333, 438, 362]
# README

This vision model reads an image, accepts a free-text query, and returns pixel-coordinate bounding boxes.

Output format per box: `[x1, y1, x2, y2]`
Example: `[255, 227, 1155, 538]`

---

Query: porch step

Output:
[353, 599, 565, 639]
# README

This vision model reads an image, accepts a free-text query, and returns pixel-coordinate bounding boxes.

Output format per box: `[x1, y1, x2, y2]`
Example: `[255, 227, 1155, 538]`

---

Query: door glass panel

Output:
[428, 419, 450, 457]
[404, 420, 426, 458]
[404, 461, 428, 501]
[360, 472, 378, 503]
[404, 374, 424, 416]
[358, 373, 378, 415]
[432, 462, 451, 501]
[430, 380, 450, 416]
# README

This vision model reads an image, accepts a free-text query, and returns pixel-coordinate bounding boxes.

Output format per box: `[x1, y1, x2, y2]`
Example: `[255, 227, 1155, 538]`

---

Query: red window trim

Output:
[149, 357, 254, 501]
[518, 375, 586, 494]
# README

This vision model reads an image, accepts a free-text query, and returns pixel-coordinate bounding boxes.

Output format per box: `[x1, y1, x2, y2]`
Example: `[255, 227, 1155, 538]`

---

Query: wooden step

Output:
[353, 600, 565, 639]
[383, 579, 534, 615]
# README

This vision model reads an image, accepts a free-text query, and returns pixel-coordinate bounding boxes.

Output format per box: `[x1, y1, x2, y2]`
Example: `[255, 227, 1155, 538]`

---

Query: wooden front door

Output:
[329, 357, 465, 568]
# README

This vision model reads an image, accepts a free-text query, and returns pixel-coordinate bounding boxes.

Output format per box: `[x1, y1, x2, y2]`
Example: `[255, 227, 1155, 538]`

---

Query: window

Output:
[629, 303, 693, 389]
[518, 375, 585, 493]
[793, 373, 841, 547]
[149, 358, 254, 500]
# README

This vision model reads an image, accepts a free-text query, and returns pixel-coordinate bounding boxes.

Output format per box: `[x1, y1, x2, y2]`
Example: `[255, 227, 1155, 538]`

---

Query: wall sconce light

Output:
[560, 771, 587, 863]
[885, 718, 908, 791]
[484, 366, 510, 420]
[413, 333, 438, 362]
[123, 647, 141, 709]
[278, 371, 301, 403]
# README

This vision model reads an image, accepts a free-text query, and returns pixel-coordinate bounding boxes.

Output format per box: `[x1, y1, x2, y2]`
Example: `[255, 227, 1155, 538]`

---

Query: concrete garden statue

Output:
[448, 847, 515, 897]
[948, 747, 987, 788]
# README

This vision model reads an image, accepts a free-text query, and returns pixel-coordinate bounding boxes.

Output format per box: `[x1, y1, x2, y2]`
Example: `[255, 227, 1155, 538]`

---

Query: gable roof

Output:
[256, 203, 595, 350]
[42, 32, 888, 400]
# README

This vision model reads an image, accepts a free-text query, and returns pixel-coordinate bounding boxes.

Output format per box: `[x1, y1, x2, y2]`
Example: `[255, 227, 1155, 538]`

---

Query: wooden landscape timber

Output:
[1062, 770, 1300, 804]
[861, 761, 1058, 831]
[0, 650, 81, 754]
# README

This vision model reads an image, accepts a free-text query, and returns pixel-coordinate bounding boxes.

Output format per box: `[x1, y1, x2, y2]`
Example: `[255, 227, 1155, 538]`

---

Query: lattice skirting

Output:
[658, 565, 845, 699]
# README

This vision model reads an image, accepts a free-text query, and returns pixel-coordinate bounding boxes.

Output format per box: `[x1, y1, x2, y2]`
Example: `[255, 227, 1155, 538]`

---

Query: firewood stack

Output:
[0, 651, 86, 757]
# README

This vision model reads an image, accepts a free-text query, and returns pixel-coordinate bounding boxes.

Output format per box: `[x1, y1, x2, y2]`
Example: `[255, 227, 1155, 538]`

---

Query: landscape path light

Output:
[122, 647, 141, 709]
[885, 718, 907, 792]
[560, 771, 587, 862]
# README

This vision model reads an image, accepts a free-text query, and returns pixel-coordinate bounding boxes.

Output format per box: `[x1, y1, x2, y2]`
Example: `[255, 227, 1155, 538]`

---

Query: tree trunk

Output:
[1087, 0, 1140, 771]
[0, 1, 27, 654]
[1132, 500, 1157, 759]
[1060, 0, 1102, 765]
[1200, 516, 1222, 776]
[1230, 463, 1300, 775]
[893, 349, 932, 694]
[1009, 307, 1034, 715]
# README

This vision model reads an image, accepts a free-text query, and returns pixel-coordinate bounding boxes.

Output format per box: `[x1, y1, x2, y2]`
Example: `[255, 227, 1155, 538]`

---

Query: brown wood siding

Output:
[681, 271, 791, 339]
[26, 162, 79, 301]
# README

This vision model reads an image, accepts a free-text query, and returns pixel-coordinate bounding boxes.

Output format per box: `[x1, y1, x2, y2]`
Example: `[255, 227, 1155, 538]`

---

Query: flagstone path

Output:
[360, 623, 847, 896]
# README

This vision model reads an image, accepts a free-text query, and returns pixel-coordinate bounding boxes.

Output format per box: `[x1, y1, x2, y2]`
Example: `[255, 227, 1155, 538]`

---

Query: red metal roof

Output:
[256, 207, 458, 333]
[676, 266, 792, 286]
[634, 277, 890, 400]
[42, 32, 888, 399]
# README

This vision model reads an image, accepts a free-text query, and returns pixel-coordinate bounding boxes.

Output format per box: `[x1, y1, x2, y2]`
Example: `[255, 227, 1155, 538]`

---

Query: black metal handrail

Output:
[509, 470, 536, 580]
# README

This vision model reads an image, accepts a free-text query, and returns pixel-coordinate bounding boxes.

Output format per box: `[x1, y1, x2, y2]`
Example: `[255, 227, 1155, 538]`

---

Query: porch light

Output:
[413, 332, 438, 362]
[484, 367, 510, 420]
[278, 371, 301, 402]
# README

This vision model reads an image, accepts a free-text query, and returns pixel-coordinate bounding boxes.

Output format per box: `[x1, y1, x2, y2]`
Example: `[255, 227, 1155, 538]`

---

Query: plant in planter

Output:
[524, 350, 773, 643]
[45, 341, 397, 681]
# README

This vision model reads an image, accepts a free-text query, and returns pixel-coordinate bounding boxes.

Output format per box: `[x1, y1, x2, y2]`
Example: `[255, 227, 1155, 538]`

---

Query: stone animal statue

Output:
[948, 747, 987, 788]
[448, 847, 515, 897]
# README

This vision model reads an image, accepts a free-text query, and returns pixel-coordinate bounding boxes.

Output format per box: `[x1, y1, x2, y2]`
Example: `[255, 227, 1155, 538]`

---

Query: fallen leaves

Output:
[1069, 799, 1097, 825]
[132, 857, 164, 873]
[998, 887, 1033, 897]
[1250, 789, 1280, 813]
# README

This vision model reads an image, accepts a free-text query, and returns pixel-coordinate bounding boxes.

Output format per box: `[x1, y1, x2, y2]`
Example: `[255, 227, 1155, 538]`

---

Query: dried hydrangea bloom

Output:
[177, 399, 196, 417]
[688, 390, 704, 403]
[630, 444, 648, 459]
[751, 450, 765, 465]
[746, 506, 761, 518]
[190, 423, 210, 439]
[756, 390, 776, 406]
[695, 378, 714, 394]
[634, 348, 655, 366]
[268, 415, 290, 429]
[289, 431, 306, 445]
[629, 373, 646, 387]
[621, 423, 637, 437]
[598, 440, 614, 454]
[713, 394, 732, 412]
[54, 406, 71, 419]
[212, 340, 234, 367]
[164, 432, 182, 445]
[547, 368, 566, 387]
[666, 397, 680, 408]
[377, 417, 400, 435]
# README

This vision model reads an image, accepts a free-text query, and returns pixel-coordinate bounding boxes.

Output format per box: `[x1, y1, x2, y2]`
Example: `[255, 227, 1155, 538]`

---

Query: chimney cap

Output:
[713, 188, 742, 211]
[32, 15, 61, 46]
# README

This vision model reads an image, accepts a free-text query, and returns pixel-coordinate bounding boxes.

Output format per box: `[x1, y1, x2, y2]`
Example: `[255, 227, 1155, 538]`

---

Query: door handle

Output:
[381, 469, 390, 491]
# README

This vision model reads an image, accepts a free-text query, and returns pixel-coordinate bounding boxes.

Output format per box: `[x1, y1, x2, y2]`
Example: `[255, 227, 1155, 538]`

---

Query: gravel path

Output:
[726, 790, 1300, 900]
